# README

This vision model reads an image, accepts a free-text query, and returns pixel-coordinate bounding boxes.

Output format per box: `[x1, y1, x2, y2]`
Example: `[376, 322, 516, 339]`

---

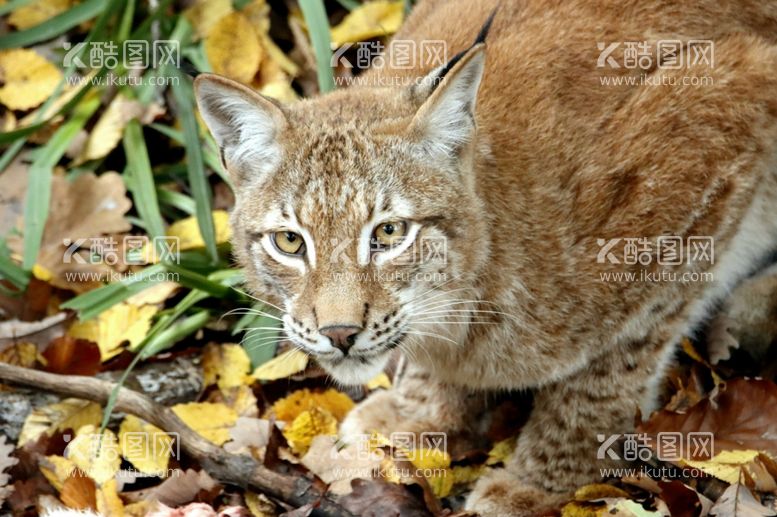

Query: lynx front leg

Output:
[340, 359, 485, 442]
[467, 339, 674, 516]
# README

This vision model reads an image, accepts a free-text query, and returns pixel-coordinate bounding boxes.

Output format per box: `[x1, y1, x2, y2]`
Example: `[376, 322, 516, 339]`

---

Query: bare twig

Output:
[0, 363, 352, 517]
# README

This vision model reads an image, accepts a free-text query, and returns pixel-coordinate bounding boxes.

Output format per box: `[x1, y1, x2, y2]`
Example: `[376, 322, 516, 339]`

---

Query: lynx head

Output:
[195, 46, 490, 384]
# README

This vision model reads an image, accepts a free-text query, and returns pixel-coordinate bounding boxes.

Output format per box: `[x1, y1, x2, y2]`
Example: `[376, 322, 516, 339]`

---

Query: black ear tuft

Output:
[432, 7, 498, 90]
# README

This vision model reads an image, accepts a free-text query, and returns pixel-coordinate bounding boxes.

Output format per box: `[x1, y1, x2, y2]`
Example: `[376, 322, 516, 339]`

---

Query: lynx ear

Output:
[194, 74, 287, 184]
[408, 44, 486, 163]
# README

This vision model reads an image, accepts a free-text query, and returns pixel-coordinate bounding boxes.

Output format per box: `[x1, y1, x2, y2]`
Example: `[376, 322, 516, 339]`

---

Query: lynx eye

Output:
[373, 221, 407, 248]
[272, 231, 305, 255]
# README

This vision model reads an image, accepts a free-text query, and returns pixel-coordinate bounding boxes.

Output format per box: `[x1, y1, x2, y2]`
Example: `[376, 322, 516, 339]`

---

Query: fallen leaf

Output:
[339, 478, 432, 517]
[154, 210, 231, 254]
[96, 478, 124, 516]
[77, 94, 164, 163]
[65, 425, 121, 485]
[0, 49, 62, 110]
[18, 399, 102, 447]
[125, 281, 180, 306]
[269, 388, 354, 423]
[42, 336, 101, 376]
[118, 415, 174, 477]
[710, 483, 776, 516]
[251, 349, 308, 381]
[68, 302, 158, 361]
[366, 373, 391, 390]
[223, 417, 270, 458]
[330, 0, 404, 46]
[486, 436, 517, 465]
[282, 407, 338, 455]
[131, 469, 219, 507]
[172, 402, 238, 445]
[684, 450, 777, 491]
[203, 343, 252, 391]
[205, 12, 262, 84]
[183, 0, 233, 39]
[0, 342, 40, 368]
[39, 455, 76, 492]
[7, 171, 133, 293]
[639, 378, 777, 455]
[301, 434, 382, 495]
[7, 0, 75, 28]
[656, 480, 713, 517]
[60, 469, 97, 510]
[244, 491, 277, 516]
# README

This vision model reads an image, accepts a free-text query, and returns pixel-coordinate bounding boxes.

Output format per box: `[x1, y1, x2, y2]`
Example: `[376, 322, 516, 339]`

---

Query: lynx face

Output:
[195, 48, 489, 384]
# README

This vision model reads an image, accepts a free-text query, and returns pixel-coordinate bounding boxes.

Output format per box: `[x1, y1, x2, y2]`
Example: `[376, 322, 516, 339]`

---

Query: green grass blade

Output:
[299, 0, 336, 93]
[171, 72, 217, 263]
[22, 95, 100, 271]
[156, 188, 196, 215]
[123, 120, 166, 240]
[0, 0, 108, 48]
[139, 310, 210, 359]
[334, 0, 359, 10]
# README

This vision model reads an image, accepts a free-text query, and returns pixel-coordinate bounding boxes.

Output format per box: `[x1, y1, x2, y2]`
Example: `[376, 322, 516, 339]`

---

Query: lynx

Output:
[195, 0, 777, 514]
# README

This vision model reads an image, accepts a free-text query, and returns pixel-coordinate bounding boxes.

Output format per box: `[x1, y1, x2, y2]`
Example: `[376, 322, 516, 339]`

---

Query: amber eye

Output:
[373, 221, 408, 248]
[272, 231, 305, 255]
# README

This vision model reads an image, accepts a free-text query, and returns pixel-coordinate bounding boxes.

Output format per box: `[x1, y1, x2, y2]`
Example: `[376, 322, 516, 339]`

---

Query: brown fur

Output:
[195, 1, 777, 514]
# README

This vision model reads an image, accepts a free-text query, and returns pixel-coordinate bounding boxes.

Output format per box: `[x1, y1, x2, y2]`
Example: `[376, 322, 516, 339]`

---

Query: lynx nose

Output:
[319, 325, 361, 353]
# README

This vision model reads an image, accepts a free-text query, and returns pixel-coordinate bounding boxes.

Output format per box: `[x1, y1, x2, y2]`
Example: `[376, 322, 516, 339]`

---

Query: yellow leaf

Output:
[205, 12, 262, 84]
[172, 402, 238, 445]
[561, 501, 606, 517]
[164, 210, 231, 252]
[0, 342, 39, 368]
[685, 450, 770, 485]
[68, 302, 158, 360]
[183, 0, 233, 39]
[32, 263, 53, 282]
[330, 0, 404, 46]
[96, 478, 124, 516]
[366, 373, 391, 390]
[125, 281, 179, 306]
[19, 398, 101, 447]
[258, 79, 298, 104]
[269, 388, 354, 423]
[39, 455, 76, 492]
[407, 447, 452, 497]
[251, 348, 308, 381]
[124, 501, 156, 517]
[66, 426, 121, 485]
[8, 0, 74, 29]
[283, 407, 338, 456]
[450, 464, 485, 485]
[203, 343, 251, 391]
[245, 491, 276, 517]
[0, 49, 62, 110]
[221, 385, 259, 417]
[77, 94, 147, 162]
[486, 436, 517, 465]
[118, 415, 173, 477]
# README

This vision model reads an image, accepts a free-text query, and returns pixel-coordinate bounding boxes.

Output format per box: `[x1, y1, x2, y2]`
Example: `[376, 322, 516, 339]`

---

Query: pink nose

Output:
[319, 325, 361, 353]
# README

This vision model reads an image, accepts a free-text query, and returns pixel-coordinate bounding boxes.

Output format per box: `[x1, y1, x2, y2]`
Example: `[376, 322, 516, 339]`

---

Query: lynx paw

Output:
[466, 469, 568, 517]
[339, 389, 443, 442]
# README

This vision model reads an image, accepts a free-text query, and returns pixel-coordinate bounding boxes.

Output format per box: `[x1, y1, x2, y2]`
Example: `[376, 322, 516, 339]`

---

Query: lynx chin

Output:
[195, 0, 777, 513]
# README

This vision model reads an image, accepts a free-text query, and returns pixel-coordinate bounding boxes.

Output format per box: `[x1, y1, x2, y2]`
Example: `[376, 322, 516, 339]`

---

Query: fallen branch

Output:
[0, 362, 352, 517]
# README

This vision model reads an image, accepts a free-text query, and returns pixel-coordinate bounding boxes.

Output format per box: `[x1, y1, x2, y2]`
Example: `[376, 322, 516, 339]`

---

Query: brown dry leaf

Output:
[340, 478, 432, 517]
[268, 388, 354, 423]
[0, 49, 62, 110]
[68, 302, 158, 361]
[656, 480, 713, 517]
[216, 385, 259, 417]
[8, 0, 74, 28]
[202, 343, 252, 391]
[39, 455, 76, 492]
[685, 450, 777, 492]
[330, 0, 404, 46]
[42, 336, 101, 376]
[133, 469, 218, 507]
[60, 469, 97, 510]
[638, 378, 777, 455]
[301, 435, 382, 495]
[171, 402, 238, 445]
[205, 12, 262, 84]
[183, 0, 233, 39]
[18, 398, 102, 447]
[7, 171, 132, 293]
[77, 94, 164, 163]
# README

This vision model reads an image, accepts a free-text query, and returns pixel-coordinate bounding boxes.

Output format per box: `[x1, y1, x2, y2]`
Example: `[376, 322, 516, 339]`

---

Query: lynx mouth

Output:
[314, 331, 405, 385]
